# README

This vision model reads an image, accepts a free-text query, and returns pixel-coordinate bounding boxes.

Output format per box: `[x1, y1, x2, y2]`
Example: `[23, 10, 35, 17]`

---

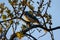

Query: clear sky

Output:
[48, 0, 60, 40]
[0, 0, 60, 40]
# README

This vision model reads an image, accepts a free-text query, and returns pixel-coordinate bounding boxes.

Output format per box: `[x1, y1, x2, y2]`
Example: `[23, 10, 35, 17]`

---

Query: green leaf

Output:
[21, 25, 28, 31]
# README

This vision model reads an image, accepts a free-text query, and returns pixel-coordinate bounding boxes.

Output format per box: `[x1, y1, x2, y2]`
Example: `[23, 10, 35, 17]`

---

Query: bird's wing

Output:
[24, 12, 40, 24]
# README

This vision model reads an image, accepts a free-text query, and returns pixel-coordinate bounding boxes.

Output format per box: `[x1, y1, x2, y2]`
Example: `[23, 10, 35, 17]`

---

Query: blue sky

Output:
[48, 0, 60, 40]
[0, 0, 60, 40]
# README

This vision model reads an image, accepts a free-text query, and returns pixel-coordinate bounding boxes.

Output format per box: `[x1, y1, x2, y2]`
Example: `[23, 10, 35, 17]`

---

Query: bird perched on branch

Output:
[23, 11, 41, 26]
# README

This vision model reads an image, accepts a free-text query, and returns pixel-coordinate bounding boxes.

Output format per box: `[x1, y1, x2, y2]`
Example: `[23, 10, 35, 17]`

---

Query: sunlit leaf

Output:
[23, 14, 30, 22]
[0, 8, 3, 13]
[6, 9, 10, 13]
[8, 13, 14, 18]
[9, 20, 13, 24]
[16, 32, 24, 39]
[0, 3, 5, 13]
[27, 2, 34, 10]
[44, 30, 47, 33]
[9, 0, 18, 6]
[0, 3, 4, 8]
[21, 0, 27, 6]
[0, 27, 2, 33]
[4, 23, 9, 28]
[2, 15, 7, 20]
[43, 26, 47, 32]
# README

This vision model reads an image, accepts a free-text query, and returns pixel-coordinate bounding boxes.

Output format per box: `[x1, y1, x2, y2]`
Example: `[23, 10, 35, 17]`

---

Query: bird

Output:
[23, 11, 41, 25]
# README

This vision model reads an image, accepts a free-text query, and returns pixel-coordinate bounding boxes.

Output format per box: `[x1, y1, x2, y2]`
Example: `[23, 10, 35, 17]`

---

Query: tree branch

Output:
[22, 25, 60, 33]
[25, 33, 37, 40]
